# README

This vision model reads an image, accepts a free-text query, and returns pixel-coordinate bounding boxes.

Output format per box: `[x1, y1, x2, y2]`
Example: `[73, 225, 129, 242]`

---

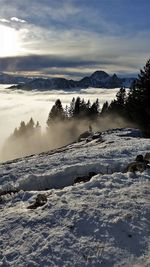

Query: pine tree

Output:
[126, 59, 150, 136]
[89, 99, 100, 118]
[86, 100, 91, 110]
[27, 118, 35, 130]
[36, 121, 40, 128]
[136, 59, 150, 93]
[95, 98, 100, 112]
[80, 98, 87, 117]
[47, 99, 66, 125]
[116, 87, 126, 107]
[103, 87, 127, 117]
[101, 101, 109, 115]
[19, 121, 26, 135]
[73, 97, 81, 118]
[36, 121, 41, 132]
[68, 97, 75, 118]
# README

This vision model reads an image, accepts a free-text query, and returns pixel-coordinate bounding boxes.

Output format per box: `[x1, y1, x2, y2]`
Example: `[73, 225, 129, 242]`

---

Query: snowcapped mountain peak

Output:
[90, 70, 109, 81]
[7, 71, 136, 91]
[112, 73, 118, 78]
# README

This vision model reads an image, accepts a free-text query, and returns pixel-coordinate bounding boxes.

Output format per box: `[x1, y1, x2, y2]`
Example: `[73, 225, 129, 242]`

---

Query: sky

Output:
[0, 0, 150, 79]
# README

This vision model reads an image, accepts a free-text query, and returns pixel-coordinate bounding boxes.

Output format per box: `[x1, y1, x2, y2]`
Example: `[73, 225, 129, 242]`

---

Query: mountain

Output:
[0, 72, 33, 84]
[7, 70, 136, 91]
[121, 77, 136, 88]
[0, 128, 149, 266]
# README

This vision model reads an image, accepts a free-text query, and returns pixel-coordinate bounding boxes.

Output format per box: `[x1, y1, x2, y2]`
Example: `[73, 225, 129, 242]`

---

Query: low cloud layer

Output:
[0, 86, 119, 150]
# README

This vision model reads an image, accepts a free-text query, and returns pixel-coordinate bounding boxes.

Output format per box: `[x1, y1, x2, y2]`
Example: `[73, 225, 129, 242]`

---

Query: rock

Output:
[125, 162, 149, 173]
[88, 171, 97, 178]
[135, 154, 149, 164]
[27, 193, 47, 209]
[124, 154, 150, 173]
[135, 154, 144, 162]
[0, 188, 19, 197]
[74, 171, 97, 184]
[144, 152, 150, 162]
[78, 131, 103, 143]
[91, 132, 102, 140]
[36, 194, 47, 205]
[78, 131, 91, 142]
[74, 176, 90, 184]
[0, 196, 4, 203]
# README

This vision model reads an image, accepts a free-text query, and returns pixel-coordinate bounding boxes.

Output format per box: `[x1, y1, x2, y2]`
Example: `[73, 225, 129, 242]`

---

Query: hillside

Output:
[0, 128, 150, 267]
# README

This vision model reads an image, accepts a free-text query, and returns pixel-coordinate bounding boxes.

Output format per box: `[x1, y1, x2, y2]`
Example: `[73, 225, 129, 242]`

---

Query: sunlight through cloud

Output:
[0, 24, 22, 57]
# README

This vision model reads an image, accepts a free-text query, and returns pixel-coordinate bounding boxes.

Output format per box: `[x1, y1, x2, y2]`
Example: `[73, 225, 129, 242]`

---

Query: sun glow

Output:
[0, 25, 22, 57]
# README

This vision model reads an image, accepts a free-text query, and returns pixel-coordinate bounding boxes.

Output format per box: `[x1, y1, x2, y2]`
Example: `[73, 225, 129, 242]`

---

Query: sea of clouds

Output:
[0, 85, 119, 149]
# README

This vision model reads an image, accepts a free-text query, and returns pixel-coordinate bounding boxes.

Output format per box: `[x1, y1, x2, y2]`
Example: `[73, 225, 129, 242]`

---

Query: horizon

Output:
[1, 69, 137, 80]
[0, 0, 149, 79]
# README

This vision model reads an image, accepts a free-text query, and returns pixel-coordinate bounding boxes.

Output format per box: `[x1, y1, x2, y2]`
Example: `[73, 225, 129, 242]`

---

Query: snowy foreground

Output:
[0, 128, 150, 267]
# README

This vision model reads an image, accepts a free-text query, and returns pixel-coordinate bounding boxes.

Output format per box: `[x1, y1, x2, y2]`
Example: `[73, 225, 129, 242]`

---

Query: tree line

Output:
[48, 56, 150, 138]
[10, 58, 150, 138]
[104, 58, 150, 137]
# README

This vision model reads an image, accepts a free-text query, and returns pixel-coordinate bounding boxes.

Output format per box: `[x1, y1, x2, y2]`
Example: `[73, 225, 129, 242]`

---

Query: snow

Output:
[0, 128, 150, 267]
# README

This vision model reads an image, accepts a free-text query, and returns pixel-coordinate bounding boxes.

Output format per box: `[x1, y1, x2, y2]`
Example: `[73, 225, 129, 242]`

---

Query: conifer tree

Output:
[101, 101, 109, 115]
[47, 99, 65, 125]
[36, 121, 40, 128]
[73, 97, 81, 118]
[19, 121, 26, 135]
[68, 97, 75, 117]
[89, 99, 100, 118]
[80, 98, 87, 117]
[116, 87, 126, 107]
[27, 118, 35, 133]
[126, 59, 150, 136]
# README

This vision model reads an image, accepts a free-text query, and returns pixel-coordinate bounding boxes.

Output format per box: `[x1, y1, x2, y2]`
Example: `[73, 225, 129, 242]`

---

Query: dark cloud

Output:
[0, 54, 139, 79]
[0, 55, 105, 72]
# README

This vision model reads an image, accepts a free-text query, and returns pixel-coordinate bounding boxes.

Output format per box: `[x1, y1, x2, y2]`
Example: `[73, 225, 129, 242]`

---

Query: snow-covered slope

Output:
[0, 128, 150, 267]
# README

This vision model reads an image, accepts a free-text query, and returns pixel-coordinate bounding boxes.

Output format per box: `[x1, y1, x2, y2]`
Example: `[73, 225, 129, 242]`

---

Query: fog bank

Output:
[0, 85, 121, 162]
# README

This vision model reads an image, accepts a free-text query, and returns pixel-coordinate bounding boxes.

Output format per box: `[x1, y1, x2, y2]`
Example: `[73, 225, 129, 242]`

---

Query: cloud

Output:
[0, 53, 140, 78]
[11, 17, 26, 23]
[0, 24, 149, 77]
[0, 18, 9, 23]
[0, 17, 26, 24]
[32, 0, 81, 22]
[0, 0, 150, 77]
[0, 54, 98, 72]
[0, 85, 118, 151]
[0, 0, 81, 27]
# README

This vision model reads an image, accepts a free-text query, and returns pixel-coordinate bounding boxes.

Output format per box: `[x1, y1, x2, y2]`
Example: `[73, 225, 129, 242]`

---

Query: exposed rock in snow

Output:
[27, 193, 47, 209]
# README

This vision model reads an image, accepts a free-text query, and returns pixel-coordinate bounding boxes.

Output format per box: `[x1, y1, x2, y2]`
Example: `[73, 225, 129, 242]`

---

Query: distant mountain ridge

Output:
[1, 70, 136, 90]
[0, 72, 33, 84]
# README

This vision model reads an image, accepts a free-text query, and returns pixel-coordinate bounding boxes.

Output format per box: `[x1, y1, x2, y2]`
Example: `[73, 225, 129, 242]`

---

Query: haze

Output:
[0, 85, 119, 150]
